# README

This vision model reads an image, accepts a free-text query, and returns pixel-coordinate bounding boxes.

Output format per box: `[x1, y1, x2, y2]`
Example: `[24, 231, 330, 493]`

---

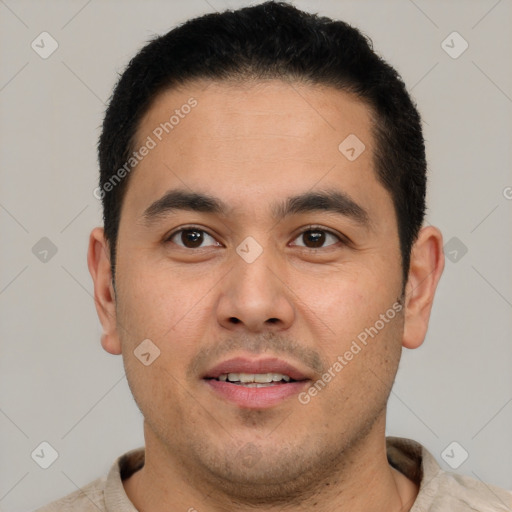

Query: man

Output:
[37, 1, 511, 511]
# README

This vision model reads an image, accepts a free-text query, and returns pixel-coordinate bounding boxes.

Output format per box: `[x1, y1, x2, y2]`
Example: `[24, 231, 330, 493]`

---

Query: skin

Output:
[88, 79, 444, 512]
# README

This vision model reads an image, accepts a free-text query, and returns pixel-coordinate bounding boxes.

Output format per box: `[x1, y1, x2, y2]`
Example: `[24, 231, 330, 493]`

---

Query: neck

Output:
[123, 417, 418, 512]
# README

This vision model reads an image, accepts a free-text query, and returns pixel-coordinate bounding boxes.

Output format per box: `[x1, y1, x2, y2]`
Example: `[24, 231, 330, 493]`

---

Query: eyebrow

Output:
[141, 187, 370, 228]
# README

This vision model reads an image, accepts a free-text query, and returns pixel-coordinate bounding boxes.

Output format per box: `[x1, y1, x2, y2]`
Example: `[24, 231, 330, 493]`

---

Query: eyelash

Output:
[164, 225, 346, 250]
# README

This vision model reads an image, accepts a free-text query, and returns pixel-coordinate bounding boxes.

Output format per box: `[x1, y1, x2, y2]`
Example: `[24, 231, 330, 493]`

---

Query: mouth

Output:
[202, 357, 311, 408]
[206, 371, 296, 387]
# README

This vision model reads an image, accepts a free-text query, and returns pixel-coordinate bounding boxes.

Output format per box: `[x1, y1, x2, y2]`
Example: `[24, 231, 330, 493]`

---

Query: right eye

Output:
[165, 227, 222, 250]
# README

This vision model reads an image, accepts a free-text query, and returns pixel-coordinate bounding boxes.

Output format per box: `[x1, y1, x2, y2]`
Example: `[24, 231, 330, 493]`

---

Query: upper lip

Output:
[203, 356, 310, 381]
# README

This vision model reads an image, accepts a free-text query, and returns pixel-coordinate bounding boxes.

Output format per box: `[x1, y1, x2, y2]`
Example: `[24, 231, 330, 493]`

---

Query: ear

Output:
[402, 225, 445, 349]
[87, 227, 122, 355]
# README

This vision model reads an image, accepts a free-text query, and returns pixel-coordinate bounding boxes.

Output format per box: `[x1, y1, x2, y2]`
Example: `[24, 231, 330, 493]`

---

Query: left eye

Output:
[291, 228, 341, 249]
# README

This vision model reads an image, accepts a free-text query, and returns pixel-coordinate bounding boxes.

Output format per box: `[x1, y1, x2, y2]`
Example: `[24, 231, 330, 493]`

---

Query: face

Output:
[93, 79, 419, 497]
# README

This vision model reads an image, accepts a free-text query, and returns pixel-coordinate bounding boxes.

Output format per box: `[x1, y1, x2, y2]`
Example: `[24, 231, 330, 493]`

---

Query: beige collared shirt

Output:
[34, 437, 512, 511]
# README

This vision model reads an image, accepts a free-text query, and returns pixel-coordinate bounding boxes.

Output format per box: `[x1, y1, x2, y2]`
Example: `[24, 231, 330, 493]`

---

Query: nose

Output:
[216, 243, 295, 333]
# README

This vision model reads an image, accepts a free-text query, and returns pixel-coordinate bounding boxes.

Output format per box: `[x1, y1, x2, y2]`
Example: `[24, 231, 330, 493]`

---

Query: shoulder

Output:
[413, 439, 511, 511]
[421, 469, 512, 511]
[33, 447, 144, 512]
[33, 476, 107, 512]
[386, 437, 511, 511]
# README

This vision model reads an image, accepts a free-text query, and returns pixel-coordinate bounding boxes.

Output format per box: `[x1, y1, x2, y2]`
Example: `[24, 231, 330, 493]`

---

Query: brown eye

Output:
[167, 228, 219, 249]
[292, 228, 341, 249]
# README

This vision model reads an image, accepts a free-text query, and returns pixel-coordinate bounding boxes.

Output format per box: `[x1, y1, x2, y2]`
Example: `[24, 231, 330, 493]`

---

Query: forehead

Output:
[122, 79, 387, 224]
[136, 78, 373, 151]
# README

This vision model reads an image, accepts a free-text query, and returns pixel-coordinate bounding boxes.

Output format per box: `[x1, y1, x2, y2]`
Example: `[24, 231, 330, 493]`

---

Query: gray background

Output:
[0, 0, 511, 510]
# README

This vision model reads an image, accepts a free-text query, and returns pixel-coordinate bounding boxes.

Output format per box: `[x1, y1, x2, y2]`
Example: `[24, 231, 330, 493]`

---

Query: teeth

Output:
[221, 372, 291, 383]
[254, 373, 273, 383]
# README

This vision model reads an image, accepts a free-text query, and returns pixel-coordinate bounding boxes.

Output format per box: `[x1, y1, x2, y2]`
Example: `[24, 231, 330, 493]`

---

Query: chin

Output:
[187, 435, 338, 500]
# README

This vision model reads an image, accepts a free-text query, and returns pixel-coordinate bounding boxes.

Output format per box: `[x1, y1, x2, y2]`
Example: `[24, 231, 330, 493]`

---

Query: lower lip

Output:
[204, 379, 309, 409]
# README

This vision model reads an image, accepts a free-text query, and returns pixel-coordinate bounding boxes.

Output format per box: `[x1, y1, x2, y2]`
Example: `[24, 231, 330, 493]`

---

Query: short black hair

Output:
[98, 1, 426, 290]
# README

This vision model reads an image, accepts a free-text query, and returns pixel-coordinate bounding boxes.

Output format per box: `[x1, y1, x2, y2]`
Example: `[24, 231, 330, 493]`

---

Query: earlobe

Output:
[100, 332, 122, 355]
[402, 226, 445, 350]
[87, 227, 122, 355]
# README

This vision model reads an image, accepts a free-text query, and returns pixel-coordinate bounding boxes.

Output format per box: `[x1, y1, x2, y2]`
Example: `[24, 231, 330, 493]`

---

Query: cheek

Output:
[116, 261, 203, 341]
[116, 264, 215, 389]
[117, 272, 205, 429]
[312, 294, 404, 420]
[298, 267, 398, 348]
